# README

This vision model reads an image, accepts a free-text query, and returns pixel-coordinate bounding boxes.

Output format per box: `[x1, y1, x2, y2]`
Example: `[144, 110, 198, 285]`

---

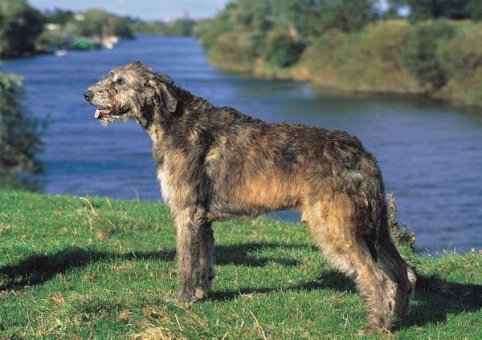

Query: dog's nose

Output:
[84, 90, 94, 101]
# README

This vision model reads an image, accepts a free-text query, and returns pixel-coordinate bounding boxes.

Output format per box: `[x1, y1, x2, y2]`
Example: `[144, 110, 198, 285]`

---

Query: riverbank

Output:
[0, 189, 481, 337]
[197, 20, 482, 109]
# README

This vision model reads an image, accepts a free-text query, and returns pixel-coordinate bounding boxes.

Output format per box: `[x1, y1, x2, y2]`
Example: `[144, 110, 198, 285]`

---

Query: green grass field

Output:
[0, 190, 481, 338]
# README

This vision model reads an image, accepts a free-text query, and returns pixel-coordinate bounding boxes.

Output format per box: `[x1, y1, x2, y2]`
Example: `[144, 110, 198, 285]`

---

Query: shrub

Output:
[296, 29, 346, 85]
[441, 27, 482, 78]
[318, 0, 376, 33]
[194, 10, 234, 50]
[0, 73, 44, 185]
[207, 31, 255, 72]
[335, 22, 417, 93]
[386, 193, 416, 250]
[440, 26, 482, 106]
[0, 0, 45, 57]
[263, 30, 304, 69]
[62, 9, 134, 39]
[466, 0, 482, 21]
[402, 20, 456, 91]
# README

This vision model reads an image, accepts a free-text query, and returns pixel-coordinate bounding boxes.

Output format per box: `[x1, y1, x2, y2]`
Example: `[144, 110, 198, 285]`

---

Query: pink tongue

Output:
[94, 108, 112, 119]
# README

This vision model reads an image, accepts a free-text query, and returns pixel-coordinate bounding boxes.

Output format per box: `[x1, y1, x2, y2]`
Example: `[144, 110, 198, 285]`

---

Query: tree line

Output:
[0, 1, 136, 58]
[0, 0, 198, 58]
[195, 0, 482, 107]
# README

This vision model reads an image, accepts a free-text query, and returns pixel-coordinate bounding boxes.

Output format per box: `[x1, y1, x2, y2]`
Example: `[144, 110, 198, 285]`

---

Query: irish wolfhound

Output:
[84, 62, 416, 333]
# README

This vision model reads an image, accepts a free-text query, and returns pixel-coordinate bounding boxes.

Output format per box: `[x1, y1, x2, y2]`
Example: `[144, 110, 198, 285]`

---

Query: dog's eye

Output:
[116, 78, 126, 85]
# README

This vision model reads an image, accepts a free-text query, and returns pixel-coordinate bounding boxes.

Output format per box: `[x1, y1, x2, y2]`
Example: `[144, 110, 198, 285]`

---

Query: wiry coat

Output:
[85, 62, 416, 334]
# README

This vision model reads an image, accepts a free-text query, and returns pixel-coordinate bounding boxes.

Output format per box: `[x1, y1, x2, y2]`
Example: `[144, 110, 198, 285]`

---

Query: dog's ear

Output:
[147, 78, 177, 113]
[158, 82, 178, 113]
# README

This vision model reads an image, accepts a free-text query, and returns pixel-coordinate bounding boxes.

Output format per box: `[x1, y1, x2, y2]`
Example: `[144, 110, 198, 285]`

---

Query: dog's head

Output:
[84, 62, 177, 125]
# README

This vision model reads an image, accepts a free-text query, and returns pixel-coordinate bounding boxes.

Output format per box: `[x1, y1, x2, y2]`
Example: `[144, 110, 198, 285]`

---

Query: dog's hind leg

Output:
[304, 196, 396, 333]
[377, 225, 416, 319]
[195, 221, 216, 299]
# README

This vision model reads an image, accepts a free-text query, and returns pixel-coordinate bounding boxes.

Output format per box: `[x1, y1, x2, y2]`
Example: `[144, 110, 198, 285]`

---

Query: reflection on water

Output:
[2, 35, 482, 254]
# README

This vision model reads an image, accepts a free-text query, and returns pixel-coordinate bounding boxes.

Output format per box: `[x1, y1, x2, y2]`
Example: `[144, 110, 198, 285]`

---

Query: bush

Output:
[441, 27, 482, 78]
[0, 0, 45, 57]
[466, 0, 482, 21]
[403, 20, 456, 91]
[263, 30, 304, 69]
[319, 0, 376, 33]
[386, 194, 416, 250]
[440, 26, 482, 106]
[63, 9, 133, 39]
[207, 31, 255, 72]
[296, 29, 346, 85]
[334, 22, 418, 93]
[0, 73, 44, 185]
[194, 13, 233, 50]
[36, 30, 75, 52]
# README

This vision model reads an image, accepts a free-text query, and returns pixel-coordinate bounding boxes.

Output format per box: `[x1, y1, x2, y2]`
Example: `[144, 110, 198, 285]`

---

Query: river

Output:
[2, 35, 482, 254]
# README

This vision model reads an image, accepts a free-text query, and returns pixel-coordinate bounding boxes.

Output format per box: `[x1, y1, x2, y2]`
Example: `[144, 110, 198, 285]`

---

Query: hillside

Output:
[0, 190, 481, 338]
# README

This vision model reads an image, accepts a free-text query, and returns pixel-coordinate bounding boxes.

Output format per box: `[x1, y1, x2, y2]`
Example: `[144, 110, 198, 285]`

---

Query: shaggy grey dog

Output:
[84, 62, 416, 334]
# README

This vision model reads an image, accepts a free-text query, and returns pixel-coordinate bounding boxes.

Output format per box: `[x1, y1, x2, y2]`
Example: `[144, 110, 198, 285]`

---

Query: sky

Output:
[28, 0, 232, 21]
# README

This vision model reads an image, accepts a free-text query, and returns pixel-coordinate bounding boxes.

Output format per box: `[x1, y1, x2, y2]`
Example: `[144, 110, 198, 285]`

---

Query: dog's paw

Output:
[177, 290, 198, 303]
[358, 324, 392, 336]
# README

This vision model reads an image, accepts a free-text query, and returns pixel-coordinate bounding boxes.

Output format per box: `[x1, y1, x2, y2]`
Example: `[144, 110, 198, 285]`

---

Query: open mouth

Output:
[93, 106, 129, 120]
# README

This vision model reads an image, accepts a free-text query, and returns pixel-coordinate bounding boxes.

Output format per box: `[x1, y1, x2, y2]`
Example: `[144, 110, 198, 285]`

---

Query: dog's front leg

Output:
[174, 207, 210, 302]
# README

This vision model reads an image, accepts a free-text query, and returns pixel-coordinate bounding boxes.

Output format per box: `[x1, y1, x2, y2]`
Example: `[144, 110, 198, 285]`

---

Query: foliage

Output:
[0, 73, 43, 183]
[196, 0, 482, 106]
[63, 9, 133, 39]
[439, 26, 482, 105]
[440, 26, 482, 78]
[295, 29, 346, 87]
[466, 0, 482, 21]
[318, 0, 376, 33]
[194, 10, 234, 50]
[207, 31, 255, 73]
[0, 190, 481, 338]
[389, 0, 482, 22]
[130, 18, 197, 36]
[330, 22, 418, 93]
[403, 20, 456, 91]
[386, 194, 416, 250]
[263, 29, 304, 68]
[0, 0, 45, 58]
[196, 0, 378, 71]
[42, 8, 75, 25]
[35, 30, 75, 51]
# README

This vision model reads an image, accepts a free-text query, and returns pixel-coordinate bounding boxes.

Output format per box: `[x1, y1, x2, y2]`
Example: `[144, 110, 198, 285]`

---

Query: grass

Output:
[0, 190, 481, 338]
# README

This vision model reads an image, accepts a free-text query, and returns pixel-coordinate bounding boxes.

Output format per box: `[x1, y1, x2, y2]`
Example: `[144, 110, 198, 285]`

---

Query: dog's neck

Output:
[141, 88, 213, 157]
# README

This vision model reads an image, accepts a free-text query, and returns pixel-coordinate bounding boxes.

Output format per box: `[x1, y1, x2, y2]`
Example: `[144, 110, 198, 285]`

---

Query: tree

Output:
[466, 0, 482, 21]
[43, 8, 75, 25]
[403, 21, 456, 91]
[63, 9, 134, 39]
[0, 0, 45, 57]
[319, 0, 376, 33]
[0, 72, 44, 185]
[389, 0, 476, 22]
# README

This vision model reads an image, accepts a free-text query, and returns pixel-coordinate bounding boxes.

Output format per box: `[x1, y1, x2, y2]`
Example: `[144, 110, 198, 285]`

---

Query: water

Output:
[2, 35, 482, 254]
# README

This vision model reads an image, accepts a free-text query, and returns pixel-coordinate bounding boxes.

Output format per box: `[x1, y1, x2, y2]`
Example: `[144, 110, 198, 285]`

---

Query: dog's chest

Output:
[157, 167, 173, 204]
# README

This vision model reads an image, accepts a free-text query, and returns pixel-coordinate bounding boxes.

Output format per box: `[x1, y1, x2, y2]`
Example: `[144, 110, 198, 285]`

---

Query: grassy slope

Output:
[0, 190, 481, 338]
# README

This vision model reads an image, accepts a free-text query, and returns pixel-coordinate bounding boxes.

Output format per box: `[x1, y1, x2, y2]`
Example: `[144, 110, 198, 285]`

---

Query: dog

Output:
[84, 61, 416, 333]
